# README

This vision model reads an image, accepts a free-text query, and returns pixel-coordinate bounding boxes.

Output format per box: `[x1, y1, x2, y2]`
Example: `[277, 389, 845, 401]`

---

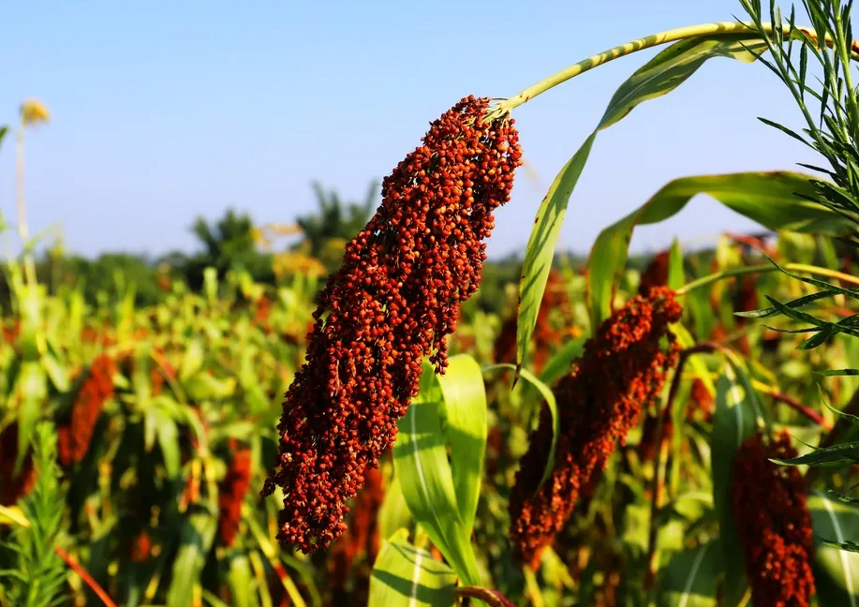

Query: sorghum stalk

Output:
[509, 287, 682, 567]
[262, 96, 522, 552]
[487, 22, 850, 120]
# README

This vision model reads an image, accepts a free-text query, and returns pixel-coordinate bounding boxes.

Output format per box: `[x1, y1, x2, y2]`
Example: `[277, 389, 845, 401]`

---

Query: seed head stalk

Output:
[487, 21, 853, 120]
[675, 262, 859, 295]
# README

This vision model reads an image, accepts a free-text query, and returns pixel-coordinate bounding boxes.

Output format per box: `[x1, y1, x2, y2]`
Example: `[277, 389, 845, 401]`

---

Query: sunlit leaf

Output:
[808, 491, 859, 606]
[393, 366, 480, 585]
[588, 172, 851, 327]
[368, 529, 456, 607]
[435, 354, 487, 534]
[166, 512, 217, 607]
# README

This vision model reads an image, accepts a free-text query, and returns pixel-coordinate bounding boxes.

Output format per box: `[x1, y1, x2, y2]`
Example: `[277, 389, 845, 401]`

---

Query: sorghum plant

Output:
[731, 431, 816, 607]
[508, 287, 681, 567]
[262, 96, 522, 552]
[57, 354, 115, 467]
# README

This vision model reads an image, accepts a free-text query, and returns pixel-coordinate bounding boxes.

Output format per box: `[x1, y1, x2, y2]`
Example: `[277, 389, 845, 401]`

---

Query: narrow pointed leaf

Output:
[769, 441, 859, 466]
[516, 134, 595, 379]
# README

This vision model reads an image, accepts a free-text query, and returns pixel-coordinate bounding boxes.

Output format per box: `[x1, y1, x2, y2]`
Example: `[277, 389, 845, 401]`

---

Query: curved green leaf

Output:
[517, 32, 774, 377]
[537, 334, 587, 388]
[167, 512, 217, 607]
[368, 529, 457, 607]
[710, 363, 757, 607]
[657, 541, 720, 607]
[667, 238, 685, 291]
[377, 474, 412, 542]
[393, 366, 480, 585]
[808, 491, 859, 607]
[435, 354, 487, 535]
[515, 134, 595, 379]
[483, 363, 559, 492]
[588, 171, 852, 327]
[598, 35, 765, 130]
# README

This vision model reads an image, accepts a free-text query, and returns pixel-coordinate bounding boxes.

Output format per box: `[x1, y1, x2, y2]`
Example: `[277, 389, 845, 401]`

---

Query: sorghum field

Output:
[6, 1, 859, 606]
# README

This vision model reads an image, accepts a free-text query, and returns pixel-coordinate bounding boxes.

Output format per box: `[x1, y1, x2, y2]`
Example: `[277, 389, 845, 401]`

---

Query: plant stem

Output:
[644, 344, 717, 593]
[492, 21, 847, 116]
[751, 382, 830, 429]
[455, 587, 518, 607]
[675, 262, 859, 295]
[54, 546, 117, 607]
[15, 126, 38, 288]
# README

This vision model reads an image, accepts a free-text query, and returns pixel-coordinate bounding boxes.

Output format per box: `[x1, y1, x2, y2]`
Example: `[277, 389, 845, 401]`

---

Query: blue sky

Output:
[0, 0, 819, 260]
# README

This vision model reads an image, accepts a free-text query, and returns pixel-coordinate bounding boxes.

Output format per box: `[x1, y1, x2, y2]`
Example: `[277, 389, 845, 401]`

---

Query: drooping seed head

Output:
[262, 96, 522, 552]
[509, 287, 682, 567]
[731, 431, 815, 607]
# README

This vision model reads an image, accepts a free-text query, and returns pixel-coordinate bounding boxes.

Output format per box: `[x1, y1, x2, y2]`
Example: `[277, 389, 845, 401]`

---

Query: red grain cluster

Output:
[57, 354, 115, 466]
[219, 439, 253, 547]
[494, 269, 570, 373]
[261, 96, 521, 552]
[509, 287, 681, 567]
[731, 431, 815, 607]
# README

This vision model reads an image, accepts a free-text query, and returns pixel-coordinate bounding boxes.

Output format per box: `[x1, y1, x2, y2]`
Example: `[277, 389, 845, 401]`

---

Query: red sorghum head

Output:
[509, 287, 681, 567]
[58, 355, 115, 466]
[261, 96, 521, 552]
[731, 431, 815, 607]
[219, 439, 253, 547]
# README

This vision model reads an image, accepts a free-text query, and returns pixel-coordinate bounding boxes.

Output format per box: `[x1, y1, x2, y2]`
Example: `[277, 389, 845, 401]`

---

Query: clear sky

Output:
[0, 0, 819, 261]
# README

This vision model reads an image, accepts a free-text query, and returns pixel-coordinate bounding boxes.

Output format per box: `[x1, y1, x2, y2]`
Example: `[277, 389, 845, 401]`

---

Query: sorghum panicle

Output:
[58, 354, 115, 466]
[262, 96, 521, 552]
[731, 431, 815, 607]
[218, 439, 253, 547]
[509, 287, 681, 567]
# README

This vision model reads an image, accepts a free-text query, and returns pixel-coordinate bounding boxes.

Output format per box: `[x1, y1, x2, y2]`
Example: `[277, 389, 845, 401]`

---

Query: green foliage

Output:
[0, 422, 68, 607]
[368, 530, 457, 607]
[516, 28, 774, 380]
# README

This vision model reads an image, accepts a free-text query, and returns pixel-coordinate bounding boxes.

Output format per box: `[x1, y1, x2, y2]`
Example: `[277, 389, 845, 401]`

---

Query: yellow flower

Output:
[20, 100, 50, 127]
